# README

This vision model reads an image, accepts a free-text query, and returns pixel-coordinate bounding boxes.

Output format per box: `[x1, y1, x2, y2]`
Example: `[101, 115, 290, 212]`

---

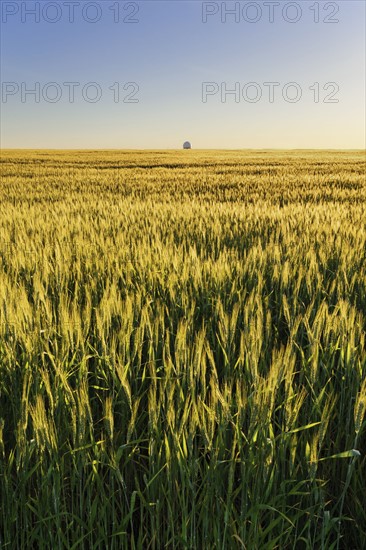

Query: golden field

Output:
[0, 149, 365, 548]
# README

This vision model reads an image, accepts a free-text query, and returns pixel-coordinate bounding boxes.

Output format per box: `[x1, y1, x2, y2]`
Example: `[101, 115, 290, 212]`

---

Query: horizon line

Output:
[1, 148, 366, 152]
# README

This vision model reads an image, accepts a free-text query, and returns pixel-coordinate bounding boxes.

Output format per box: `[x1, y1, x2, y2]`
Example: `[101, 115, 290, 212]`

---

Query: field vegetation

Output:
[0, 150, 365, 548]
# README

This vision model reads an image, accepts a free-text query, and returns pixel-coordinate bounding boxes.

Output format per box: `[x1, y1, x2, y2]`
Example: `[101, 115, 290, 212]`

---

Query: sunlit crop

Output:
[0, 149, 365, 548]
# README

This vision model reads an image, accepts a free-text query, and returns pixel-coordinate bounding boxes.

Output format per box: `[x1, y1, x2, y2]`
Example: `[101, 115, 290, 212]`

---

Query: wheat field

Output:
[0, 150, 365, 549]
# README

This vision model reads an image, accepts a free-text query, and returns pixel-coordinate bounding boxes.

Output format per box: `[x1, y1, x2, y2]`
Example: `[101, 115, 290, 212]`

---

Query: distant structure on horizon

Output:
[183, 141, 192, 150]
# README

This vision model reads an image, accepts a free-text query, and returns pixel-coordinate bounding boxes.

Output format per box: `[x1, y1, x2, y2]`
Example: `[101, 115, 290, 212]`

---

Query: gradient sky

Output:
[1, 0, 365, 148]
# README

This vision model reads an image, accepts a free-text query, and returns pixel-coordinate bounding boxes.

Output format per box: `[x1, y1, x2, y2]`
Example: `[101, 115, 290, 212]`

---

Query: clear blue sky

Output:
[1, 0, 365, 148]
